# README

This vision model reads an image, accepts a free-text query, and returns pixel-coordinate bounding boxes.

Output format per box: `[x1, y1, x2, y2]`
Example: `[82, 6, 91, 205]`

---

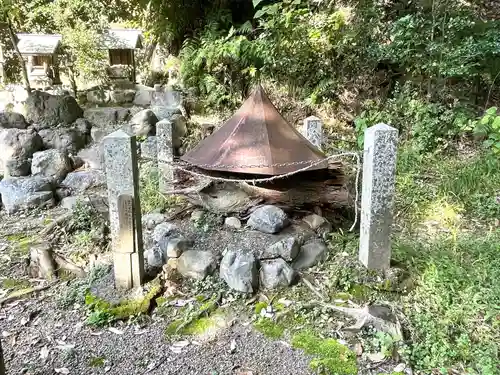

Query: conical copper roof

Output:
[181, 85, 327, 175]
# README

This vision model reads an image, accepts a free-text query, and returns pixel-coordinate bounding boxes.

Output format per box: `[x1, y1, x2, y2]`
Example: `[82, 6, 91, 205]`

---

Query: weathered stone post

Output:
[303, 116, 323, 150]
[157, 120, 175, 193]
[103, 130, 145, 289]
[0, 337, 5, 375]
[359, 123, 399, 270]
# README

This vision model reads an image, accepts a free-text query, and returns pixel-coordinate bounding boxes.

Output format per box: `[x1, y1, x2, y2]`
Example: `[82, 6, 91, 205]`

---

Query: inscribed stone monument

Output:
[303, 116, 323, 150]
[103, 130, 144, 289]
[359, 123, 398, 270]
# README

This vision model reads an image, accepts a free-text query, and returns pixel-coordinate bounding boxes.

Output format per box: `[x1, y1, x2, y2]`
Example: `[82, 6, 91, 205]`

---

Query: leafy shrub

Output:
[180, 18, 265, 110]
[354, 84, 474, 151]
[473, 107, 500, 154]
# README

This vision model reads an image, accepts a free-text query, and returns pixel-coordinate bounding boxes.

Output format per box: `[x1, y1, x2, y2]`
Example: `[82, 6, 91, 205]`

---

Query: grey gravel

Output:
[0, 297, 314, 375]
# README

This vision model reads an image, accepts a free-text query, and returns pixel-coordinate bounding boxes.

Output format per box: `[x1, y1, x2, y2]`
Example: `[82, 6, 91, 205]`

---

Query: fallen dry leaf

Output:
[229, 339, 237, 354]
[40, 345, 50, 360]
[108, 327, 124, 335]
[55, 368, 70, 374]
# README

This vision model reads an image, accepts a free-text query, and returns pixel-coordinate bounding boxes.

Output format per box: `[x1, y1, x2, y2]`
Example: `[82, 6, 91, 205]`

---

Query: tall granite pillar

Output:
[103, 130, 144, 289]
[157, 119, 175, 193]
[359, 123, 399, 270]
[0, 337, 5, 375]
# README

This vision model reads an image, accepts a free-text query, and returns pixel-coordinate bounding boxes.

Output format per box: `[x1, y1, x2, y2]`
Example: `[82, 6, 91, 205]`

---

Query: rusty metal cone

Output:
[181, 84, 327, 175]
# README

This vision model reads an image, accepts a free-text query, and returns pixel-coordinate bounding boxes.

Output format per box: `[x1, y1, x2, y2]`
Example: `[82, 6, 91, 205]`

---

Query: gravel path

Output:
[0, 295, 313, 375]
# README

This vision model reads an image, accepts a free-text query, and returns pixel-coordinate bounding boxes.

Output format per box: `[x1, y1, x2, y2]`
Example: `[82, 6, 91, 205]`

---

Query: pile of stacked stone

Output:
[0, 86, 187, 215]
[142, 205, 331, 292]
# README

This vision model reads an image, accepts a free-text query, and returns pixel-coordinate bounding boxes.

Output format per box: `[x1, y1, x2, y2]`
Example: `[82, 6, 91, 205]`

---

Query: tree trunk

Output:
[6, 15, 31, 93]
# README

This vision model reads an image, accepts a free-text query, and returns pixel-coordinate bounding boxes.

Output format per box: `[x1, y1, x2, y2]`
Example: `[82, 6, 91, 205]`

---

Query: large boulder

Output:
[171, 114, 187, 148]
[73, 118, 92, 138]
[248, 205, 289, 234]
[150, 106, 182, 122]
[259, 259, 296, 290]
[133, 90, 153, 106]
[31, 149, 72, 181]
[0, 176, 54, 213]
[90, 127, 108, 144]
[60, 169, 106, 193]
[260, 236, 300, 262]
[84, 107, 131, 126]
[76, 145, 104, 170]
[87, 90, 110, 105]
[220, 249, 258, 293]
[38, 128, 87, 154]
[0, 112, 28, 129]
[142, 212, 166, 230]
[177, 250, 218, 280]
[25, 91, 83, 127]
[110, 89, 135, 104]
[152, 222, 179, 243]
[158, 236, 192, 259]
[292, 239, 328, 270]
[128, 109, 158, 137]
[0, 128, 43, 177]
[140, 136, 157, 160]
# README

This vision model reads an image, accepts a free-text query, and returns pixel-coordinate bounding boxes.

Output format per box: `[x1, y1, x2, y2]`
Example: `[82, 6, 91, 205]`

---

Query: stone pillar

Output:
[103, 130, 144, 289]
[157, 120, 175, 193]
[359, 123, 398, 270]
[0, 337, 5, 375]
[303, 116, 323, 150]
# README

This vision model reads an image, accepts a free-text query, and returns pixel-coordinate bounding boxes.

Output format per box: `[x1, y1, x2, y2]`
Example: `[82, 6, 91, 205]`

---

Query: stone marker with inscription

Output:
[103, 130, 144, 289]
[359, 123, 399, 270]
[303, 116, 323, 150]
[156, 120, 175, 193]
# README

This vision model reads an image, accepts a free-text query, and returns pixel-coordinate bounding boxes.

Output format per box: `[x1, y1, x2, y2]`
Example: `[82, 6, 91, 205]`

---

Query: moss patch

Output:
[292, 331, 357, 375]
[89, 356, 106, 367]
[1, 278, 31, 290]
[254, 301, 268, 315]
[6, 233, 37, 255]
[85, 279, 162, 325]
[254, 317, 286, 339]
[164, 293, 223, 337]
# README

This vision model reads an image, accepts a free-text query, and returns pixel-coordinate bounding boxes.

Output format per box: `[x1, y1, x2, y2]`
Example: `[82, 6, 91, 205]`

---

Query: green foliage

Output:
[139, 163, 184, 213]
[291, 331, 357, 375]
[381, 4, 500, 92]
[473, 107, 500, 154]
[355, 83, 474, 151]
[394, 232, 500, 374]
[180, 17, 265, 110]
[396, 147, 500, 222]
[57, 265, 110, 308]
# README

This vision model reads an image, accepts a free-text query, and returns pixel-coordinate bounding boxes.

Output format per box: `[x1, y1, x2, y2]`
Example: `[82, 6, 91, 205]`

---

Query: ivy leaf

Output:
[252, 0, 264, 8]
[254, 9, 267, 19]
[486, 107, 498, 115]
